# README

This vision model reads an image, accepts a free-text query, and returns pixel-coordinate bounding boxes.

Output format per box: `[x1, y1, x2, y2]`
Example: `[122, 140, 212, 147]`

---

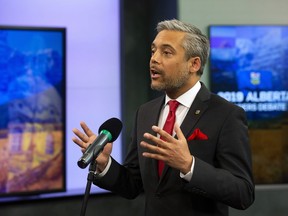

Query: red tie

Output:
[158, 100, 180, 177]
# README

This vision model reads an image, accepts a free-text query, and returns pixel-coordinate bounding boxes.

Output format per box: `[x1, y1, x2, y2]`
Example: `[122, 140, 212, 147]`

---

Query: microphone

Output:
[77, 117, 122, 169]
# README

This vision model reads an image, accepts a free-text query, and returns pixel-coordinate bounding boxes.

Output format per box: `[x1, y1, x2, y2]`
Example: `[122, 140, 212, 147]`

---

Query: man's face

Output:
[149, 30, 192, 96]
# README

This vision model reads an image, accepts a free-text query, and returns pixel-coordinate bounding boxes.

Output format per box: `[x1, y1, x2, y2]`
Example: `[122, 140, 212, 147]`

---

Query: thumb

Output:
[102, 143, 113, 156]
[174, 123, 185, 141]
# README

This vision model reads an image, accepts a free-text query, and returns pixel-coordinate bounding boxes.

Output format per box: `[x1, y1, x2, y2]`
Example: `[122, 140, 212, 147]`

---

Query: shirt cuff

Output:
[180, 156, 195, 182]
[95, 156, 112, 177]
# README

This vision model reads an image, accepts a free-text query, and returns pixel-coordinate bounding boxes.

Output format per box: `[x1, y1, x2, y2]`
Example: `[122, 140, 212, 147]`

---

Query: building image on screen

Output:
[0, 27, 66, 196]
[209, 25, 288, 184]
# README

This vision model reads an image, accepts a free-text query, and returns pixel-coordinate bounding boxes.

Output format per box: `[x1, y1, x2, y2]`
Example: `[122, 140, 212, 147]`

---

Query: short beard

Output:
[151, 70, 190, 92]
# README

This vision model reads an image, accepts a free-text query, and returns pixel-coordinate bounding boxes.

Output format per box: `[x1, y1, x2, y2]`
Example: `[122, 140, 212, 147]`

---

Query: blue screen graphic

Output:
[209, 25, 288, 184]
[210, 26, 288, 121]
[0, 27, 66, 197]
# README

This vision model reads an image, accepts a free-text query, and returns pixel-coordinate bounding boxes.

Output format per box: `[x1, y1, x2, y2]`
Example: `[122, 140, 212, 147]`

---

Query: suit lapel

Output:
[180, 83, 211, 138]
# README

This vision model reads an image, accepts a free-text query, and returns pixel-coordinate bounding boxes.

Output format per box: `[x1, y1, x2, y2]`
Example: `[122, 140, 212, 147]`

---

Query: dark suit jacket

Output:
[94, 83, 255, 216]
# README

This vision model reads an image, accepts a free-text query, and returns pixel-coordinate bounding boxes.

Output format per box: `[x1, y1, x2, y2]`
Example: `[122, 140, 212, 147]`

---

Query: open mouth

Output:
[150, 69, 161, 78]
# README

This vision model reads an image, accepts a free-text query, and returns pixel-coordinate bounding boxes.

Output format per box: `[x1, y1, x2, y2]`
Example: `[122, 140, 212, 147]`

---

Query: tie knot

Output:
[168, 100, 180, 112]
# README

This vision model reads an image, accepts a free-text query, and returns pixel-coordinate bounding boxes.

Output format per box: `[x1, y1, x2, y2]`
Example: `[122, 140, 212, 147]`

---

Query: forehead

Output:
[152, 30, 186, 48]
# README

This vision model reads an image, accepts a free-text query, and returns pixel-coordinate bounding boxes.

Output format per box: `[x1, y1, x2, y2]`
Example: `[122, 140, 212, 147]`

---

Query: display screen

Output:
[209, 25, 288, 184]
[0, 0, 121, 204]
[0, 26, 66, 196]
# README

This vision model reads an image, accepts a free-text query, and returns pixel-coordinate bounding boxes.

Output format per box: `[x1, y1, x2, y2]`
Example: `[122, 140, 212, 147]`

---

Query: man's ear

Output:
[188, 57, 201, 73]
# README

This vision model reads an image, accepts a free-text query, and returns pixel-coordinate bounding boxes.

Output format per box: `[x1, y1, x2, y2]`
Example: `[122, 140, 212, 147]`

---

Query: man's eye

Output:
[163, 51, 172, 55]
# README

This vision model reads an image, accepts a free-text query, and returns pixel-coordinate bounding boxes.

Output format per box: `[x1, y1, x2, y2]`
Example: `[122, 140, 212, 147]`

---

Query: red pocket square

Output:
[187, 128, 208, 141]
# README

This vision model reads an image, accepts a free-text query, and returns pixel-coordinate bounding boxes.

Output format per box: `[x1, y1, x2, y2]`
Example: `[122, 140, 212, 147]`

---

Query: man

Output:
[73, 19, 255, 216]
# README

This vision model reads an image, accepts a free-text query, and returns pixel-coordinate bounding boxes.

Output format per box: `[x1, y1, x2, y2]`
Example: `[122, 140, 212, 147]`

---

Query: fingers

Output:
[72, 127, 88, 142]
[141, 124, 192, 171]
[142, 125, 177, 150]
[140, 124, 186, 158]
[140, 140, 166, 161]
[80, 121, 94, 137]
[72, 133, 89, 150]
[141, 125, 172, 160]
[150, 125, 174, 143]
[72, 121, 95, 150]
[152, 123, 185, 142]
[143, 132, 166, 148]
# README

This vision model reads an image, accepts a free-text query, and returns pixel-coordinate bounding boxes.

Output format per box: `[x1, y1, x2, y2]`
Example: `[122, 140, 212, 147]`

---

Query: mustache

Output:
[150, 66, 162, 75]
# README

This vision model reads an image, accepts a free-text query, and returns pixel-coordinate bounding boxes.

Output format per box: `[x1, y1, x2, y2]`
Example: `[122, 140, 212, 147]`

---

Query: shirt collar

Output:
[165, 81, 201, 108]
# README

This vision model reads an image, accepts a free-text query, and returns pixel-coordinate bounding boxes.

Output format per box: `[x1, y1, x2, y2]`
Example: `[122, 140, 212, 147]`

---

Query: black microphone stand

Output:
[80, 160, 97, 216]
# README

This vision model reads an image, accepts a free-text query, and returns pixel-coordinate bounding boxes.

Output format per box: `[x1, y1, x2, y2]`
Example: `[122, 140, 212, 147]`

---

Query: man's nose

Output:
[150, 51, 160, 64]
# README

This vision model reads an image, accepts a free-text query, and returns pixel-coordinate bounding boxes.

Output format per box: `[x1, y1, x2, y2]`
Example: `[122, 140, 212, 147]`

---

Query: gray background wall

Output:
[1, 0, 288, 215]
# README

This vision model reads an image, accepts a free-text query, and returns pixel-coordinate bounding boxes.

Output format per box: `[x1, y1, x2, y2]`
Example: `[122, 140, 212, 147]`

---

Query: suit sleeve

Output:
[184, 106, 255, 210]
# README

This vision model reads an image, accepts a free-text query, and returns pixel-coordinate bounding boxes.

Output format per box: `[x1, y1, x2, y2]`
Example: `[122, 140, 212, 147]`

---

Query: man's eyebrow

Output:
[151, 43, 175, 51]
[162, 44, 174, 49]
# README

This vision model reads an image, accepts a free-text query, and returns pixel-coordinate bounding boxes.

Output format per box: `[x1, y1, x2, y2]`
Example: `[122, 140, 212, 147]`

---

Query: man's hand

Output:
[140, 123, 193, 174]
[72, 121, 112, 172]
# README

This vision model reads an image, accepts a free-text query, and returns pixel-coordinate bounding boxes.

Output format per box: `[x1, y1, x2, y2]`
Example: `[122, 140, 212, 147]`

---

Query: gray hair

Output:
[156, 19, 210, 76]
